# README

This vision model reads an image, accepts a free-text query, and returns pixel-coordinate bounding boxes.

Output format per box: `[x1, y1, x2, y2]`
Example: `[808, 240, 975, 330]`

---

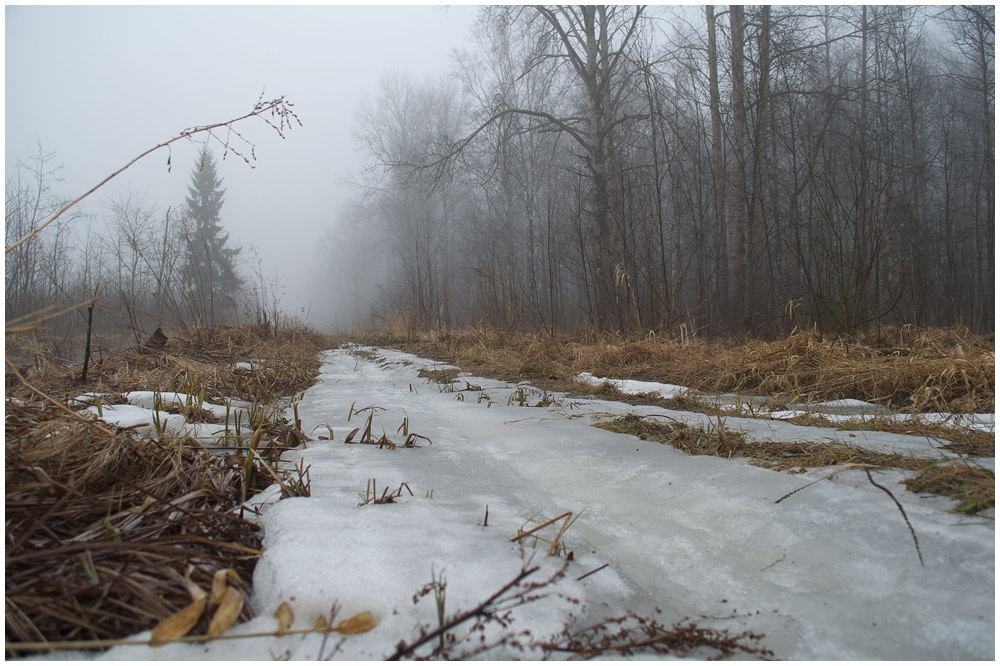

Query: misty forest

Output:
[4, 5, 997, 661]
[344, 4, 994, 338]
[6, 5, 996, 346]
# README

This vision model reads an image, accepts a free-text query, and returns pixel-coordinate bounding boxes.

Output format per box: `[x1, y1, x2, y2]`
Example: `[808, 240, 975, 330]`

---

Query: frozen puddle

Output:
[86, 347, 993, 660]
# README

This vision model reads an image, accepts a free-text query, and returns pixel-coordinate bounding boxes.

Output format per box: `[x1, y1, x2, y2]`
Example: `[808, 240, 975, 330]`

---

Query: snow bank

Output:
[577, 371, 690, 399]
[76, 392, 250, 441]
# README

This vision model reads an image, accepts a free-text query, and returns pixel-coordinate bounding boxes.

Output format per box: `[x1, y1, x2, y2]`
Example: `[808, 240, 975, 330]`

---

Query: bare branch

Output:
[6, 95, 300, 256]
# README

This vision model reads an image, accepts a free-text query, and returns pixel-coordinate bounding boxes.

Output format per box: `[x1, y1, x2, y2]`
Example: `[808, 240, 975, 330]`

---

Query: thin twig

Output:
[865, 470, 924, 566]
[576, 563, 609, 581]
[774, 463, 870, 504]
[5, 97, 295, 255]
[386, 565, 542, 660]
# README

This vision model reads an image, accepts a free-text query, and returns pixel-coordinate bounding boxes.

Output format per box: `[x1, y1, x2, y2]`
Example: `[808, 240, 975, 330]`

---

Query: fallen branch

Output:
[773, 463, 924, 566]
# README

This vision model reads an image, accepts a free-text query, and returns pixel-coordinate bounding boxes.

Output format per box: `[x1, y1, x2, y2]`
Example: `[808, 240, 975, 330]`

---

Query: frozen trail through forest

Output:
[99, 346, 994, 661]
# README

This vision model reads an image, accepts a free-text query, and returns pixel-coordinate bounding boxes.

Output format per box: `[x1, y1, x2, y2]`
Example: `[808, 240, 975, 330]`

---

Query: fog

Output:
[5, 4, 478, 331]
[8, 5, 994, 337]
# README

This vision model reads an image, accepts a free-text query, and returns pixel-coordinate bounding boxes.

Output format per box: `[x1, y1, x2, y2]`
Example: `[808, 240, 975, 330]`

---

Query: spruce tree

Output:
[181, 147, 242, 324]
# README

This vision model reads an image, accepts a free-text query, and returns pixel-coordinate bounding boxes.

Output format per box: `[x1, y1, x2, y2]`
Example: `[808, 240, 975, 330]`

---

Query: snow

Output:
[577, 371, 690, 399]
[78, 403, 189, 439]
[123, 391, 251, 422]
[46, 347, 994, 660]
[77, 392, 251, 442]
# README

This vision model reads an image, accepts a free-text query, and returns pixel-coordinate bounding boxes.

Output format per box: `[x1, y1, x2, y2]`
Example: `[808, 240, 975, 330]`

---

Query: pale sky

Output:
[5, 3, 480, 326]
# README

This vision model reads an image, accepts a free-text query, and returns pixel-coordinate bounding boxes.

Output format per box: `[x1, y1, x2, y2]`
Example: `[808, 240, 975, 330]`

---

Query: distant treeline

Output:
[6, 148, 280, 365]
[345, 5, 994, 337]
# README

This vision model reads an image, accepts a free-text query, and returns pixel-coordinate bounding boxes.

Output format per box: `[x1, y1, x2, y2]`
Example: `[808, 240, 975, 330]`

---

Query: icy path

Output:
[99, 347, 993, 660]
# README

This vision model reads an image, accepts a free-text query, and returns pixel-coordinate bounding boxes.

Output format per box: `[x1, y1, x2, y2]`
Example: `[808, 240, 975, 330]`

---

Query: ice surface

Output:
[51, 347, 993, 660]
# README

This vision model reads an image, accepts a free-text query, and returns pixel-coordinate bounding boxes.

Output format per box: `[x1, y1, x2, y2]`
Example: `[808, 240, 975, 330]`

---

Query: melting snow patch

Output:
[79, 403, 187, 437]
[123, 390, 247, 422]
[576, 371, 690, 399]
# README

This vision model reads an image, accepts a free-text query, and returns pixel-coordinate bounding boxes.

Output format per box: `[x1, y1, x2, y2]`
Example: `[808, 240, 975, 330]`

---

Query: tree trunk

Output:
[706, 5, 727, 326]
[728, 5, 748, 332]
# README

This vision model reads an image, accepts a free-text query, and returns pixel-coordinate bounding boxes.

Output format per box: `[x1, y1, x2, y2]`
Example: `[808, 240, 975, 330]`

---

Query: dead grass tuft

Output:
[417, 367, 460, 385]
[5, 403, 264, 654]
[594, 414, 745, 459]
[5, 324, 327, 654]
[903, 463, 995, 514]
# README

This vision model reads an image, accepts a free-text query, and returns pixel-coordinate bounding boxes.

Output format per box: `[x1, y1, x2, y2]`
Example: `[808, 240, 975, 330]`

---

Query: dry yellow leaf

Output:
[207, 587, 244, 638]
[313, 614, 328, 632]
[150, 597, 206, 647]
[336, 610, 376, 635]
[184, 565, 207, 603]
[210, 568, 231, 603]
[274, 601, 294, 636]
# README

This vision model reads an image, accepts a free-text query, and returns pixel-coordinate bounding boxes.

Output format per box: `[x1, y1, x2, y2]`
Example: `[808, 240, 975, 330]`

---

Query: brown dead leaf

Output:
[336, 610, 376, 635]
[313, 613, 329, 632]
[207, 587, 244, 638]
[274, 601, 294, 636]
[150, 597, 206, 646]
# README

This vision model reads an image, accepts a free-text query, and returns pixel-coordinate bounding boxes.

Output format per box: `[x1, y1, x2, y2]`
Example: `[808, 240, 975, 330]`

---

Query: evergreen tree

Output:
[181, 147, 242, 324]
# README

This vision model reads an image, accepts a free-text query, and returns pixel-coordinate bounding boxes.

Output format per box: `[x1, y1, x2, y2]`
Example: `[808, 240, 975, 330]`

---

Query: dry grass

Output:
[904, 463, 996, 514]
[593, 414, 994, 513]
[594, 414, 925, 471]
[5, 324, 328, 655]
[417, 367, 461, 385]
[347, 325, 993, 414]
[5, 403, 261, 654]
[7, 324, 328, 405]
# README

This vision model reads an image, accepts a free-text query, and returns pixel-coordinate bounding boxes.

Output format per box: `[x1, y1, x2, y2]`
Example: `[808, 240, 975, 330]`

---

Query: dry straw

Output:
[348, 325, 993, 414]
[5, 324, 329, 655]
